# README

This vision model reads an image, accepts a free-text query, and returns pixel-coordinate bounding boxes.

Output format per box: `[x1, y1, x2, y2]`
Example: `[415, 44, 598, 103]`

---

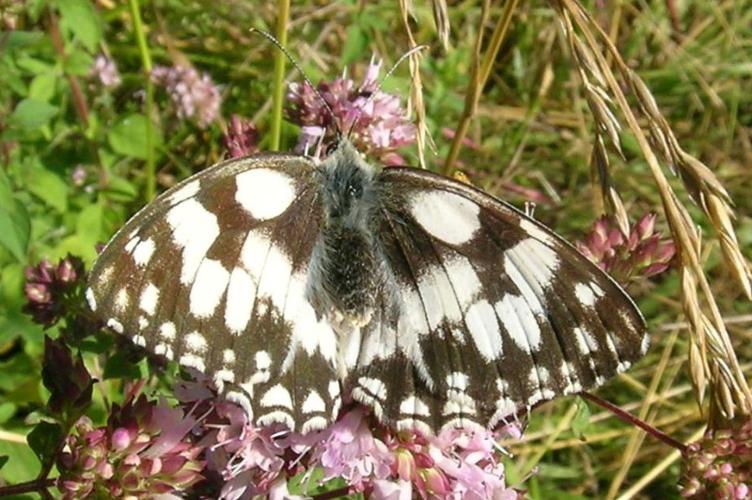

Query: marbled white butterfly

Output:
[86, 138, 649, 435]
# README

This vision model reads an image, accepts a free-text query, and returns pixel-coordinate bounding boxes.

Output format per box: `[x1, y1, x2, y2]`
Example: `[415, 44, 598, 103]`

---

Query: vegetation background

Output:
[0, 0, 750, 498]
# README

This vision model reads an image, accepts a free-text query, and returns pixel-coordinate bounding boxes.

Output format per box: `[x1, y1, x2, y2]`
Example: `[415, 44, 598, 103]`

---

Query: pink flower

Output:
[680, 418, 752, 499]
[91, 54, 121, 88]
[223, 114, 259, 158]
[23, 255, 84, 326]
[152, 65, 221, 128]
[575, 213, 676, 283]
[312, 408, 393, 489]
[57, 386, 204, 499]
[285, 58, 416, 164]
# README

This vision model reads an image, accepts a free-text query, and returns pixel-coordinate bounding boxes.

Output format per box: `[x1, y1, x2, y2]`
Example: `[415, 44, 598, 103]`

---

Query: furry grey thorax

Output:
[311, 140, 383, 330]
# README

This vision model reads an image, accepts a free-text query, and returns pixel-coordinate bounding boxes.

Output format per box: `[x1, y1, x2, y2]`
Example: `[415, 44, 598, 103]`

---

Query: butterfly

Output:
[86, 137, 649, 435]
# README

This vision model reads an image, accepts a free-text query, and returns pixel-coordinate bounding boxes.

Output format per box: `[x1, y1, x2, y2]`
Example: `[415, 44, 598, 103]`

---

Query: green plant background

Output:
[1, 0, 751, 498]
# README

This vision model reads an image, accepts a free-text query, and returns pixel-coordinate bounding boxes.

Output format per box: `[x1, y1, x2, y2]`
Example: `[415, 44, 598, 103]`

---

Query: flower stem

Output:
[128, 0, 156, 202]
[0, 478, 56, 497]
[269, 0, 291, 151]
[580, 392, 687, 453]
[443, 0, 520, 175]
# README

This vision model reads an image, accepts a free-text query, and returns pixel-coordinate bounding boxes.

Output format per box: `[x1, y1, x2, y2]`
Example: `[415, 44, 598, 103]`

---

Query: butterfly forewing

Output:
[87, 154, 342, 434]
[346, 167, 648, 431]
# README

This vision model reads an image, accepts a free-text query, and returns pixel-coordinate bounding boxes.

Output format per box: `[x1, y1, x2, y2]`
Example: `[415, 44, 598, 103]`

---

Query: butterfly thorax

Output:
[313, 141, 382, 330]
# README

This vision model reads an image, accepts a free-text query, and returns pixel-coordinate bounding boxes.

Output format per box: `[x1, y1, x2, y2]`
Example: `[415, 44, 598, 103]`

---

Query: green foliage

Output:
[0, 0, 749, 497]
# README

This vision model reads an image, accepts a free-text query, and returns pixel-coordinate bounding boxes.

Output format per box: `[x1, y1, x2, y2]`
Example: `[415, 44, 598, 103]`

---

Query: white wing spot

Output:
[223, 349, 236, 364]
[179, 353, 205, 372]
[167, 199, 219, 285]
[138, 316, 148, 329]
[358, 377, 387, 400]
[442, 391, 477, 416]
[185, 331, 207, 352]
[256, 351, 271, 370]
[107, 318, 124, 334]
[85, 288, 97, 311]
[114, 288, 129, 313]
[465, 300, 503, 361]
[154, 343, 174, 360]
[225, 267, 256, 334]
[260, 384, 293, 409]
[575, 282, 597, 307]
[159, 322, 176, 340]
[139, 283, 159, 316]
[504, 238, 560, 298]
[132, 334, 146, 347]
[189, 259, 230, 318]
[416, 266, 463, 329]
[302, 391, 326, 414]
[519, 217, 555, 245]
[573, 326, 598, 355]
[301, 416, 328, 434]
[446, 372, 469, 391]
[124, 236, 139, 253]
[168, 179, 200, 206]
[495, 294, 541, 353]
[400, 395, 430, 417]
[235, 168, 297, 220]
[132, 238, 155, 266]
[410, 190, 481, 245]
[640, 333, 650, 354]
[257, 411, 295, 429]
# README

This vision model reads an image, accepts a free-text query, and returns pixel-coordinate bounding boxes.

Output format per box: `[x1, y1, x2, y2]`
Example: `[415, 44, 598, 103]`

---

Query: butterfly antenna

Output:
[250, 28, 341, 138]
[344, 44, 429, 140]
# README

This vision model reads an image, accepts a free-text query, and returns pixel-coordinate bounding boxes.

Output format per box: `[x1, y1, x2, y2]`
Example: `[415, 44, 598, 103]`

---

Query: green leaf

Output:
[0, 402, 18, 424]
[0, 439, 40, 482]
[341, 24, 367, 66]
[57, 0, 102, 52]
[571, 397, 592, 439]
[24, 166, 69, 213]
[0, 170, 31, 262]
[28, 72, 58, 101]
[64, 48, 94, 76]
[76, 202, 103, 250]
[10, 98, 58, 129]
[27, 421, 64, 464]
[108, 113, 163, 160]
[0, 455, 8, 471]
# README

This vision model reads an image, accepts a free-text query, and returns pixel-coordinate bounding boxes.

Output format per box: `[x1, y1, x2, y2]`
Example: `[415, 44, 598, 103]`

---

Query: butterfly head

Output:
[319, 139, 379, 226]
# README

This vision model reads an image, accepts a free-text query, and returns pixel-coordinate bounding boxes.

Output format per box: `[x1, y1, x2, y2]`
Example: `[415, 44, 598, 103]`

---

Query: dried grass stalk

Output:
[552, 0, 752, 426]
[431, 0, 450, 51]
[398, 0, 429, 169]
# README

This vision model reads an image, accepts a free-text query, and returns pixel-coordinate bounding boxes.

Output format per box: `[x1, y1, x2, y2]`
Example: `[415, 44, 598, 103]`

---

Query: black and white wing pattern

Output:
[347, 167, 648, 433]
[87, 154, 342, 434]
[87, 140, 649, 436]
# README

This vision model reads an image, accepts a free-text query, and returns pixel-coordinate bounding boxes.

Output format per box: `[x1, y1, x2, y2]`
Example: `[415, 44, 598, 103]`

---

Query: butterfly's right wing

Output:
[348, 167, 648, 434]
[87, 154, 341, 434]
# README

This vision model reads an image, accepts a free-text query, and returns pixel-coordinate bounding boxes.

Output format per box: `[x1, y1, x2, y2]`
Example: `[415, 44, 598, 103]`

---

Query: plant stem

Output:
[580, 392, 687, 453]
[0, 478, 56, 497]
[443, 0, 520, 175]
[270, 0, 291, 151]
[128, 0, 156, 202]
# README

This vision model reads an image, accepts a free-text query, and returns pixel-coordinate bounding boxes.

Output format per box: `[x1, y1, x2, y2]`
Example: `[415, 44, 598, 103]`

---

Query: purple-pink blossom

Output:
[576, 213, 675, 283]
[152, 64, 221, 128]
[91, 54, 121, 89]
[285, 58, 416, 164]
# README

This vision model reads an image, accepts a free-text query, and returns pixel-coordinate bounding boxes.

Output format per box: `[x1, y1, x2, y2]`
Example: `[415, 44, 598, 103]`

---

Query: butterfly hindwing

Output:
[87, 154, 341, 433]
[347, 166, 648, 432]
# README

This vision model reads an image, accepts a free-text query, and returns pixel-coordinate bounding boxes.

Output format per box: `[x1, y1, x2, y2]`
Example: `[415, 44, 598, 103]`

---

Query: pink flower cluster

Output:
[23, 255, 83, 326]
[91, 54, 121, 89]
[152, 64, 221, 128]
[57, 386, 204, 498]
[174, 378, 525, 499]
[680, 419, 752, 499]
[285, 58, 416, 164]
[576, 213, 675, 283]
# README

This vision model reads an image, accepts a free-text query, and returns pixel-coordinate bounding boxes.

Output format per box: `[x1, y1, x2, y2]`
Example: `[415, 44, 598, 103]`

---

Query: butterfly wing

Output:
[348, 167, 648, 433]
[87, 154, 341, 434]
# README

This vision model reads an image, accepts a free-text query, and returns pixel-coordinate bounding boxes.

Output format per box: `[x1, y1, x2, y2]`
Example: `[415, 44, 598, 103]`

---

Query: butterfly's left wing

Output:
[86, 154, 343, 434]
[348, 167, 649, 433]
